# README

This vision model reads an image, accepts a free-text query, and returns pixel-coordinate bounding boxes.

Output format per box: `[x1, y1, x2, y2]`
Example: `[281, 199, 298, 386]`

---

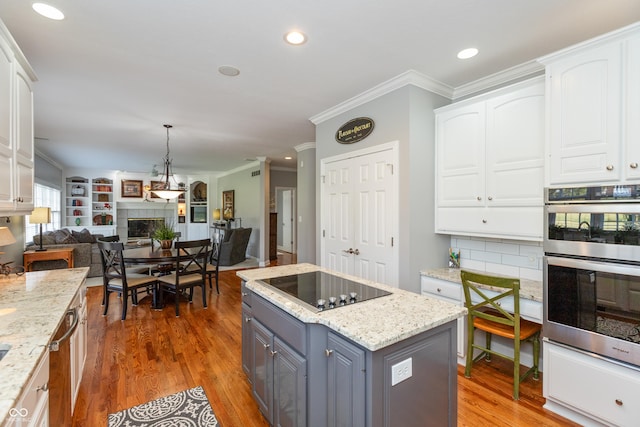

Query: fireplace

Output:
[127, 218, 165, 241]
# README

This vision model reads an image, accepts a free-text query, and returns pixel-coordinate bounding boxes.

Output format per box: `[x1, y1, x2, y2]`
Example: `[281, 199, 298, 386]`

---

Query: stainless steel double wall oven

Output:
[544, 185, 640, 366]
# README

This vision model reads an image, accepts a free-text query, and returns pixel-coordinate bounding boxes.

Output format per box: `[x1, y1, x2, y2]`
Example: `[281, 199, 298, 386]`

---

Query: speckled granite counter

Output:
[0, 267, 89, 425]
[420, 267, 543, 302]
[237, 263, 467, 351]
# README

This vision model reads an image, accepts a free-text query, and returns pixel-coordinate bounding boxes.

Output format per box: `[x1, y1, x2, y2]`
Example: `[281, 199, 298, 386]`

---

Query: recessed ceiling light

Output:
[457, 48, 478, 59]
[284, 31, 307, 46]
[218, 65, 240, 77]
[32, 3, 65, 20]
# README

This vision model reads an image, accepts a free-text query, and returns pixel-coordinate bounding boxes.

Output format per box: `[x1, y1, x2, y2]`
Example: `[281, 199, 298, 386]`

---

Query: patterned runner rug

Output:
[108, 386, 218, 426]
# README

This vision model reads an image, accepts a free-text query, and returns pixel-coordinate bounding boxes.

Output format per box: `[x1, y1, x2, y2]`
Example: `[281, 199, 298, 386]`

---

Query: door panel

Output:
[322, 146, 398, 286]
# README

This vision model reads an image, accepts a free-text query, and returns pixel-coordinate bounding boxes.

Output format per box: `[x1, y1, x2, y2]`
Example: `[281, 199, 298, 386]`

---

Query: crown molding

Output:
[35, 148, 64, 170]
[309, 70, 454, 125]
[295, 142, 316, 152]
[452, 60, 544, 100]
[217, 159, 260, 178]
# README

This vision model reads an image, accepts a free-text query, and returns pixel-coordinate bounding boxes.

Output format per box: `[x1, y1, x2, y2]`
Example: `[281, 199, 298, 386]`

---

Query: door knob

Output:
[343, 248, 354, 254]
[353, 248, 360, 255]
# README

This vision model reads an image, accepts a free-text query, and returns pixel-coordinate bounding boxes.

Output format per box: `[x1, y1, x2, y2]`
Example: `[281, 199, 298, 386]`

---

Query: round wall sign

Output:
[335, 117, 375, 144]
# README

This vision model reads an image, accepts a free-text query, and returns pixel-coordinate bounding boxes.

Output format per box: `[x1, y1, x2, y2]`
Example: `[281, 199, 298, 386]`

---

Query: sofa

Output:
[218, 227, 252, 266]
[26, 228, 105, 277]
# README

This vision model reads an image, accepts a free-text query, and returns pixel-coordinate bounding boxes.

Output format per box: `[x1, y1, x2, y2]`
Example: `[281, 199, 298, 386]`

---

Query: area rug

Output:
[107, 386, 218, 426]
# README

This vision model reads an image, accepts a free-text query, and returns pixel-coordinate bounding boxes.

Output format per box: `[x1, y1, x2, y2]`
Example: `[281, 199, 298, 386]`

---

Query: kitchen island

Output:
[0, 267, 89, 426]
[238, 264, 467, 427]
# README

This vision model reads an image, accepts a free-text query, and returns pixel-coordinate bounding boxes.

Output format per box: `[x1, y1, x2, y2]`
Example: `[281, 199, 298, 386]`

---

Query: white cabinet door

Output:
[625, 34, 640, 181]
[547, 42, 622, 184]
[435, 78, 544, 241]
[435, 102, 485, 207]
[485, 82, 544, 207]
[544, 341, 640, 426]
[0, 33, 14, 211]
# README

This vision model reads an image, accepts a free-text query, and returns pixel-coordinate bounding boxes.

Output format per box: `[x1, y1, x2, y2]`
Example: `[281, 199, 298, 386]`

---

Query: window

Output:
[25, 183, 61, 243]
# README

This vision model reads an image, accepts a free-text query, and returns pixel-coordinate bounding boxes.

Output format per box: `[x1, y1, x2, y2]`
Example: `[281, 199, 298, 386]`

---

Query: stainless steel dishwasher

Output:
[48, 306, 79, 426]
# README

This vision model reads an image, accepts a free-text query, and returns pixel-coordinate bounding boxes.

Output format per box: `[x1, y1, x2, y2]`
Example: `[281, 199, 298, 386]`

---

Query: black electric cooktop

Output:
[261, 271, 391, 311]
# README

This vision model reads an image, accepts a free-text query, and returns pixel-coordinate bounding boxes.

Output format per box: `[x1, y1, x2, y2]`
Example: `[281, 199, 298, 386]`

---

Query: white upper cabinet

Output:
[540, 23, 640, 186]
[435, 77, 545, 241]
[626, 33, 640, 181]
[0, 19, 35, 214]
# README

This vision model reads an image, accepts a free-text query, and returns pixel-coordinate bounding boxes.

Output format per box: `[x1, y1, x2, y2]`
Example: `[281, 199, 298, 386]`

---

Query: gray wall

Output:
[35, 154, 63, 190]
[217, 163, 262, 260]
[296, 145, 316, 263]
[315, 85, 451, 293]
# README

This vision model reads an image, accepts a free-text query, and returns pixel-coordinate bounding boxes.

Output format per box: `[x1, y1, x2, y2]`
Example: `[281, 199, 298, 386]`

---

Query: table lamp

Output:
[213, 209, 221, 221]
[30, 207, 51, 251]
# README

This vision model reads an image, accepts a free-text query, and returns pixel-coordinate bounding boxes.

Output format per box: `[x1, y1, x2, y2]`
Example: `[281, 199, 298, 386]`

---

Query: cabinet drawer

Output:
[545, 341, 640, 426]
[421, 276, 461, 300]
[13, 351, 49, 426]
[252, 294, 307, 355]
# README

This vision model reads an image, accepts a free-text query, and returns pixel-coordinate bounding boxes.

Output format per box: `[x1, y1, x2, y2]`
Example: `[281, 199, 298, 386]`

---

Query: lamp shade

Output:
[29, 207, 51, 224]
[213, 209, 221, 221]
[0, 227, 16, 246]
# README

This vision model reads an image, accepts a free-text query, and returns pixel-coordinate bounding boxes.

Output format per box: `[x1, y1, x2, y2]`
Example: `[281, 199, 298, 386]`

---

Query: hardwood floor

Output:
[72, 258, 577, 427]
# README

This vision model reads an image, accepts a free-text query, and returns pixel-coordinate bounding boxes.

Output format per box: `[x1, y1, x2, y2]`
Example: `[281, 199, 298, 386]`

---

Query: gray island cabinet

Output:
[237, 264, 467, 427]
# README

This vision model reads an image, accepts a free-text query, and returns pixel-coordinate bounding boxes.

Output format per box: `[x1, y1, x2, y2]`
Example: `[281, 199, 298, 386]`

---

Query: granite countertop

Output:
[0, 267, 89, 425]
[420, 267, 543, 303]
[237, 263, 467, 352]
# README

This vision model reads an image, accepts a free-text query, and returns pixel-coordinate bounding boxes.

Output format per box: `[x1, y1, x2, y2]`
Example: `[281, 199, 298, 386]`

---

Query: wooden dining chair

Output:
[460, 270, 541, 400]
[98, 240, 158, 320]
[157, 238, 210, 316]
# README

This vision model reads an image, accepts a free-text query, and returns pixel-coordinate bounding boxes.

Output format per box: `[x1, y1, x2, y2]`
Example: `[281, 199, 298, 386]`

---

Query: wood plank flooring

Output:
[72, 257, 577, 426]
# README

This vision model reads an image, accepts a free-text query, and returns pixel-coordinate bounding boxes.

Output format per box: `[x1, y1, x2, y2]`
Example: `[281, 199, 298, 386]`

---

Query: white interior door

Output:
[321, 143, 398, 287]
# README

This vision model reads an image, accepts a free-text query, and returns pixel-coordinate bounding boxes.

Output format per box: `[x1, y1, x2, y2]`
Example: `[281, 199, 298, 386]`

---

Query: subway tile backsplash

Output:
[450, 235, 543, 282]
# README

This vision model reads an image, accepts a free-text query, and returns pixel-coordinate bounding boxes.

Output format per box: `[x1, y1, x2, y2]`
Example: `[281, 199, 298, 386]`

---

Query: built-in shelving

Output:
[65, 176, 90, 227]
[91, 177, 113, 225]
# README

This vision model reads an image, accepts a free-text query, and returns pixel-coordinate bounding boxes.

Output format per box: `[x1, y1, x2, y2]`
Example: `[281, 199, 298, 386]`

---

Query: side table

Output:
[23, 247, 75, 272]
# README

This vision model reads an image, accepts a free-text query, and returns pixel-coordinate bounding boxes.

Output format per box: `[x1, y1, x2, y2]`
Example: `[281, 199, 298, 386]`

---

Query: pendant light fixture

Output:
[151, 124, 186, 200]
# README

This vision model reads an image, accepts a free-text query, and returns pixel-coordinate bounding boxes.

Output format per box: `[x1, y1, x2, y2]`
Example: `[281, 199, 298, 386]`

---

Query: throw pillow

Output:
[53, 229, 78, 244]
[72, 228, 95, 243]
[34, 231, 56, 245]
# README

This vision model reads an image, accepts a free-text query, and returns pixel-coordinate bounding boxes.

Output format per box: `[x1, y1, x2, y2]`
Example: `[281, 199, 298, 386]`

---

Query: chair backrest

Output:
[97, 240, 127, 283]
[97, 235, 120, 243]
[175, 238, 210, 277]
[460, 270, 521, 329]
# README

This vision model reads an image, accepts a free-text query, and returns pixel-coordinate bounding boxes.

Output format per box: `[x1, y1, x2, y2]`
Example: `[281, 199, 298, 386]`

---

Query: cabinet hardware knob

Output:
[631, 163, 638, 169]
[245, 317, 252, 323]
[353, 248, 360, 255]
[270, 350, 278, 357]
[615, 399, 623, 406]
[437, 288, 441, 292]
[482, 219, 487, 224]
[325, 349, 334, 357]
[37, 383, 48, 392]
[606, 164, 614, 171]
[476, 196, 482, 201]
[241, 292, 248, 296]
[343, 248, 354, 254]
[263, 343, 270, 349]
[488, 196, 493, 201]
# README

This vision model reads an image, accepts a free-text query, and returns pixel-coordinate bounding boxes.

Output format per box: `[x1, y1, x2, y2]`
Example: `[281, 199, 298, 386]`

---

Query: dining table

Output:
[121, 245, 209, 309]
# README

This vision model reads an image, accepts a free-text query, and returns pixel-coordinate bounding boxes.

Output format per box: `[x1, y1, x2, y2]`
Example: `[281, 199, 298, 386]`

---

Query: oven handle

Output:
[545, 255, 640, 277]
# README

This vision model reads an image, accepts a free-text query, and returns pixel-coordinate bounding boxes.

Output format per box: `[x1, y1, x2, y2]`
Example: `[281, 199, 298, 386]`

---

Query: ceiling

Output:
[0, 1, 639, 175]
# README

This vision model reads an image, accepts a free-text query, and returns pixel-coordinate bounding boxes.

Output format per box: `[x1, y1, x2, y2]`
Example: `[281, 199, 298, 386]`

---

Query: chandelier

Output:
[151, 124, 186, 200]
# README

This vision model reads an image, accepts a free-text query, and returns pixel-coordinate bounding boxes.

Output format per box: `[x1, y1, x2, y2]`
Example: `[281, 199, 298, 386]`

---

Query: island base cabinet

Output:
[370, 323, 457, 427]
[543, 340, 640, 426]
[3, 351, 49, 427]
[250, 318, 307, 427]
[326, 332, 366, 427]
